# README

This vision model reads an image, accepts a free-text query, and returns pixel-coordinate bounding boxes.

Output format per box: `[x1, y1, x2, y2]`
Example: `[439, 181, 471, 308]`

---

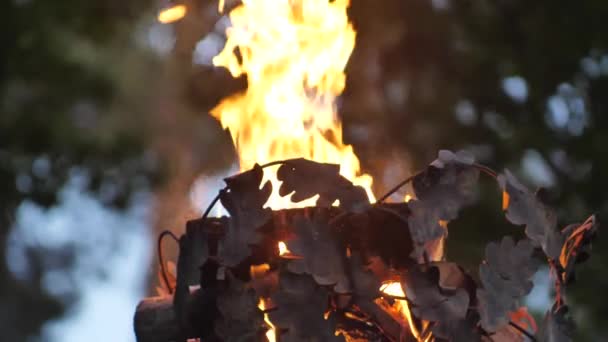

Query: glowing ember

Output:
[380, 282, 424, 340]
[158, 4, 187, 24]
[211, 0, 374, 210]
[278, 241, 290, 256]
[258, 299, 277, 342]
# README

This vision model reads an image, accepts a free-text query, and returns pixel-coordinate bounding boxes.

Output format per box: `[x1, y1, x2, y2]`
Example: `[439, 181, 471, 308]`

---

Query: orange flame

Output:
[211, 0, 374, 210]
[258, 298, 277, 342]
[379, 282, 425, 340]
[158, 4, 187, 24]
[278, 241, 290, 256]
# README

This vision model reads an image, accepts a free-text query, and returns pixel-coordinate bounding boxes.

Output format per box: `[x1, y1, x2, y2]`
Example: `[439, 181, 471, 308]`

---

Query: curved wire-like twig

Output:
[376, 174, 416, 203]
[377, 162, 499, 204]
[473, 163, 498, 179]
[199, 160, 293, 222]
[157, 230, 180, 294]
[508, 321, 537, 341]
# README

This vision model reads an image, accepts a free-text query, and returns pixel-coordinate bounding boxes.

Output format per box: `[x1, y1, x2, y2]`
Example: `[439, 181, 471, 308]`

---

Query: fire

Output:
[379, 282, 425, 340]
[211, 0, 374, 210]
[278, 241, 290, 256]
[158, 4, 187, 24]
[258, 298, 277, 342]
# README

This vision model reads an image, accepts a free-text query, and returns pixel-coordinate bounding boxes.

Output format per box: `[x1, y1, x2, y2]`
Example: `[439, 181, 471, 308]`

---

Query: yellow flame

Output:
[380, 282, 424, 340]
[258, 299, 277, 342]
[211, 0, 374, 210]
[404, 194, 413, 203]
[278, 241, 290, 256]
[158, 4, 187, 24]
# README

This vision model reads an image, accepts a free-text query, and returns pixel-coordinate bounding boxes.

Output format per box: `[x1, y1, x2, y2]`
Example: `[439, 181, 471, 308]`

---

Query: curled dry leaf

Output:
[477, 237, 539, 332]
[269, 272, 345, 342]
[215, 272, 266, 341]
[558, 215, 597, 284]
[285, 216, 350, 293]
[277, 158, 370, 212]
[498, 170, 563, 259]
[219, 164, 272, 266]
[408, 150, 479, 258]
[402, 263, 470, 323]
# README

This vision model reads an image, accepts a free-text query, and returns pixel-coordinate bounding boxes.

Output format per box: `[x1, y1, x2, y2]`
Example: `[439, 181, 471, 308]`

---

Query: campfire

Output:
[135, 1, 598, 341]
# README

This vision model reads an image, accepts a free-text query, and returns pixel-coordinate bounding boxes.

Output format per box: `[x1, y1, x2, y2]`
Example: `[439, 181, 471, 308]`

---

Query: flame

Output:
[404, 194, 413, 203]
[380, 282, 426, 340]
[211, 0, 374, 210]
[278, 241, 290, 256]
[258, 298, 277, 342]
[158, 4, 187, 23]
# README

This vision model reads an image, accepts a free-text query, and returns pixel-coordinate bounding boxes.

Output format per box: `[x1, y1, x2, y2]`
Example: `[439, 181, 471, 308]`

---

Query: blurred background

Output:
[1, 0, 607, 341]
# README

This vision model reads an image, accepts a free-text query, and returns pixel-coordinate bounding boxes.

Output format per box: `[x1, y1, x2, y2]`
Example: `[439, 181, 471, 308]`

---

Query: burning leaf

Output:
[285, 215, 350, 293]
[498, 170, 563, 259]
[401, 263, 470, 323]
[477, 237, 540, 332]
[215, 272, 266, 341]
[219, 164, 273, 266]
[558, 215, 597, 284]
[537, 305, 574, 342]
[269, 272, 345, 342]
[408, 150, 479, 258]
[509, 306, 538, 335]
[277, 158, 370, 212]
[349, 253, 381, 300]
[250, 264, 279, 299]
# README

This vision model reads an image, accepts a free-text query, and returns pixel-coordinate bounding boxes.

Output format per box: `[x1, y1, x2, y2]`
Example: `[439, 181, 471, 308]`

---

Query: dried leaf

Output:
[269, 272, 345, 342]
[558, 215, 597, 284]
[285, 216, 350, 293]
[432, 314, 481, 341]
[215, 272, 266, 341]
[408, 150, 479, 258]
[478, 237, 540, 332]
[537, 305, 574, 342]
[498, 170, 563, 259]
[219, 164, 272, 266]
[349, 253, 381, 300]
[483, 324, 525, 342]
[402, 263, 470, 322]
[345, 207, 414, 269]
[277, 158, 370, 212]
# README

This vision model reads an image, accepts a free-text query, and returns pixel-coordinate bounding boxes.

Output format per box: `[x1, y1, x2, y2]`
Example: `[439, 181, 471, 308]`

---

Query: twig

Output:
[473, 163, 498, 178]
[157, 230, 180, 294]
[377, 175, 416, 203]
[508, 321, 537, 341]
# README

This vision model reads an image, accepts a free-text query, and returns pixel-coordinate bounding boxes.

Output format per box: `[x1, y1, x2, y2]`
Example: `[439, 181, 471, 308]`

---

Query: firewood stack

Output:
[134, 151, 599, 342]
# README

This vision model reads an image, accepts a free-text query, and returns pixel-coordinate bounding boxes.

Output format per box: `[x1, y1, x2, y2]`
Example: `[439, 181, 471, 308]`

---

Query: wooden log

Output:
[134, 295, 180, 342]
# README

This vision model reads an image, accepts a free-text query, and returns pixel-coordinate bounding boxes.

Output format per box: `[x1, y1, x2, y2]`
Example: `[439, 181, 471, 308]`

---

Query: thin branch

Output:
[508, 321, 537, 341]
[473, 163, 498, 178]
[157, 230, 180, 294]
[377, 174, 416, 203]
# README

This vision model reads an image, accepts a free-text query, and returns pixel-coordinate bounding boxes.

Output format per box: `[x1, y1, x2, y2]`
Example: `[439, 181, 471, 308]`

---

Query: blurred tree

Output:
[0, 0, 161, 339]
